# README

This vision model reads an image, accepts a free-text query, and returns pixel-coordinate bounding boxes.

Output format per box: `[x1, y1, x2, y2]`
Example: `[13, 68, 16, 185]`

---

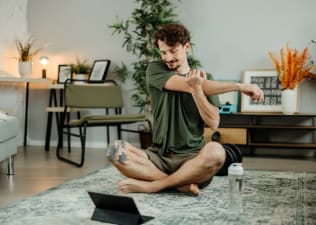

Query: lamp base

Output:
[42, 69, 46, 79]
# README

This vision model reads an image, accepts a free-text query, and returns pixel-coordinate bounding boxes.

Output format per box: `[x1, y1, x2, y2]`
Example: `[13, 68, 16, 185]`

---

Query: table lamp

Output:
[40, 56, 48, 79]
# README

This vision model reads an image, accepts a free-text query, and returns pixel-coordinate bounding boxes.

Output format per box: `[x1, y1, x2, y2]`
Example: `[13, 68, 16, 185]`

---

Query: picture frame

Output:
[89, 59, 111, 81]
[57, 64, 73, 84]
[240, 69, 299, 112]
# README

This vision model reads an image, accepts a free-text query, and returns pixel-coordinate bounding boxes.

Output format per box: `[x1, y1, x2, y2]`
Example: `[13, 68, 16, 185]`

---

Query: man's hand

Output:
[186, 69, 206, 93]
[237, 83, 264, 102]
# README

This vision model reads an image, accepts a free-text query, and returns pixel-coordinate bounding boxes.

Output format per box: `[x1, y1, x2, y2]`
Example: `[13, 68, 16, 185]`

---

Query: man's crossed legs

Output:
[107, 141, 226, 195]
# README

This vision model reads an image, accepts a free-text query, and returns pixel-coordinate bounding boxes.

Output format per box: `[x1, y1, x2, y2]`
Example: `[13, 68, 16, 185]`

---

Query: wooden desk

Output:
[0, 77, 52, 146]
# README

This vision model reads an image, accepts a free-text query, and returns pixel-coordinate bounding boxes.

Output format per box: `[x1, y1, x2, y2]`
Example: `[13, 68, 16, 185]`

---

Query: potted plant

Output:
[269, 43, 315, 114]
[109, 0, 201, 148]
[15, 35, 42, 77]
[71, 57, 91, 82]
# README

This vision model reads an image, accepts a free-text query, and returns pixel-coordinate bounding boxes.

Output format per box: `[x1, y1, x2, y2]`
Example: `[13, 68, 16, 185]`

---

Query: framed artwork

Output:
[57, 65, 73, 84]
[89, 59, 111, 81]
[240, 70, 299, 112]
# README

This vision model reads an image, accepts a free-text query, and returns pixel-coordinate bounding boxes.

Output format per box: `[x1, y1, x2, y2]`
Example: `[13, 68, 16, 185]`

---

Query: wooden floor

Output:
[0, 145, 315, 208]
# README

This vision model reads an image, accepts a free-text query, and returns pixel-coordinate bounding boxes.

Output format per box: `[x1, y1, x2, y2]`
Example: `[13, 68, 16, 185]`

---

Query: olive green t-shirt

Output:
[146, 61, 220, 156]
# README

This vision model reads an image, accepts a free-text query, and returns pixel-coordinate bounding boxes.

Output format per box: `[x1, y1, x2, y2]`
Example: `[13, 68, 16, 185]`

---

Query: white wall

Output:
[0, 0, 28, 72]
[0, 0, 315, 147]
[177, 0, 316, 114]
[0, 0, 28, 144]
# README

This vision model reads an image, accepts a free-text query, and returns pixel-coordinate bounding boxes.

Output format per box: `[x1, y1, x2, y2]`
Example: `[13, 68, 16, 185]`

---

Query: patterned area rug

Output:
[0, 166, 315, 225]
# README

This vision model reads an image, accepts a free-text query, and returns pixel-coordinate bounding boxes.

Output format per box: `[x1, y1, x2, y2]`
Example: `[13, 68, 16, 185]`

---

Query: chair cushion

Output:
[68, 114, 146, 126]
[0, 114, 19, 143]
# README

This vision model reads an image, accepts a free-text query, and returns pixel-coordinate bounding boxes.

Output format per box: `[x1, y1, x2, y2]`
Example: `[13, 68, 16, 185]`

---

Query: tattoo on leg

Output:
[107, 140, 129, 164]
[108, 146, 117, 160]
[118, 152, 128, 164]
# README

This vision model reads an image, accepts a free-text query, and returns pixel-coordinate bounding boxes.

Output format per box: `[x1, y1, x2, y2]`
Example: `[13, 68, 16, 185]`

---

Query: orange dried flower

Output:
[269, 44, 314, 89]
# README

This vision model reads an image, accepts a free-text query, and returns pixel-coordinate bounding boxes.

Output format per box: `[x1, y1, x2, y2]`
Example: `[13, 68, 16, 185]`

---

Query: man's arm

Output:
[187, 70, 220, 130]
[164, 69, 220, 129]
[202, 80, 264, 102]
[164, 71, 264, 102]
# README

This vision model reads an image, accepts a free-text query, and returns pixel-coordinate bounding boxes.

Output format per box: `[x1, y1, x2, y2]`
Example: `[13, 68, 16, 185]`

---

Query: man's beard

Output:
[164, 60, 180, 71]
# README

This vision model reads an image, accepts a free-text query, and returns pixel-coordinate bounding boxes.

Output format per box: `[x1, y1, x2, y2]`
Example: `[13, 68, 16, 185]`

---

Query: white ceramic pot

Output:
[18, 61, 32, 77]
[75, 74, 88, 84]
[281, 88, 298, 114]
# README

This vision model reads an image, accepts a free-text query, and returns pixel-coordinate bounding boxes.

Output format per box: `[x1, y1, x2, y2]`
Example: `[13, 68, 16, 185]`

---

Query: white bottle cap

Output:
[228, 163, 244, 176]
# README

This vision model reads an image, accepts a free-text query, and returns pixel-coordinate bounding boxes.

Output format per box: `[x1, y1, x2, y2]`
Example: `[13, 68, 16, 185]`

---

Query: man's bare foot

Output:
[119, 178, 160, 193]
[119, 178, 201, 196]
[176, 184, 201, 196]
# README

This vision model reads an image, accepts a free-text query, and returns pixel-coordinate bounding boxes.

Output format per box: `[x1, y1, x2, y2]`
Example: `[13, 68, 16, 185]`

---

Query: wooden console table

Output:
[219, 112, 316, 154]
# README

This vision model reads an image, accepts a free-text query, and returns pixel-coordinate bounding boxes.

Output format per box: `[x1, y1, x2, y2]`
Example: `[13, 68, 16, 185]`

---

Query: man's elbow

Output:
[206, 119, 219, 130]
[205, 110, 220, 130]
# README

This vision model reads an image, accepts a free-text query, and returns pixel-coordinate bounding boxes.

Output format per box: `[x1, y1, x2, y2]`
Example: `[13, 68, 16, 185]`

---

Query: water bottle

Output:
[228, 163, 244, 215]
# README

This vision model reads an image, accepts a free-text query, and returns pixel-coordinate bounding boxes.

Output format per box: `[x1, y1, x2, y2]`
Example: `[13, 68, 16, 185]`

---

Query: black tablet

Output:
[87, 191, 154, 225]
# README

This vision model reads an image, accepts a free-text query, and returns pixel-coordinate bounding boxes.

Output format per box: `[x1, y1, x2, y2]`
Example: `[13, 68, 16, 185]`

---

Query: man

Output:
[108, 23, 264, 196]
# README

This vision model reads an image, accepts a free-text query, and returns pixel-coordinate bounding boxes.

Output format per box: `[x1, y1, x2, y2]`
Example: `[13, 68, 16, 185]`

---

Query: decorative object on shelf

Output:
[240, 70, 294, 113]
[71, 57, 91, 84]
[269, 44, 314, 89]
[281, 87, 298, 114]
[57, 64, 73, 84]
[15, 35, 42, 77]
[18, 61, 32, 77]
[138, 124, 152, 149]
[308, 39, 316, 79]
[89, 59, 111, 81]
[40, 56, 48, 79]
[269, 43, 314, 114]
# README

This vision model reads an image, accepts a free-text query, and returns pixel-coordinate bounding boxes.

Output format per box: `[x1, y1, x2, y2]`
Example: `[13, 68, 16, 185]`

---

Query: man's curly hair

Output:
[154, 23, 191, 48]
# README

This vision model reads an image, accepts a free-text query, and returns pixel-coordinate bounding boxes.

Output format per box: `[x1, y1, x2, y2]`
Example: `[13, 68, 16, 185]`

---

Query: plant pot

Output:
[75, 73, 88, 84]
[281, 88, 298, 114]
[139, 130, 153, 149]
[18, 61, 32, 77]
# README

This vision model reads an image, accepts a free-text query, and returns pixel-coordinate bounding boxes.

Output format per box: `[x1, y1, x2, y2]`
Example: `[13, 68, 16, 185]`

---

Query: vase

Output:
[281, 88, 298, 114]
[75, 73, 88, 84]
[18, 61, 32, 77]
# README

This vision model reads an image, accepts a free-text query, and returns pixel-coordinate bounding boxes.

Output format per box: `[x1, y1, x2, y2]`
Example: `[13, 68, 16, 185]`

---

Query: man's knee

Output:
[200, 142, 226, 168]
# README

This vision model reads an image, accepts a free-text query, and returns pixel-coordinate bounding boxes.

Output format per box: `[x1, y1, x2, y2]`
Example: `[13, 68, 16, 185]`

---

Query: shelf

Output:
[250, 126, 316, 130]
[247, 142, 316, 148]
[221, 125, 316, 129]
[229, 112, 316, 117]
[218, 113, 316, 152]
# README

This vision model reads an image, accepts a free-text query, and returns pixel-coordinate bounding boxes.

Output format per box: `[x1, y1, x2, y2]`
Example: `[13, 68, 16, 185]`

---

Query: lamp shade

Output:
[40, 56, 48, 66]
